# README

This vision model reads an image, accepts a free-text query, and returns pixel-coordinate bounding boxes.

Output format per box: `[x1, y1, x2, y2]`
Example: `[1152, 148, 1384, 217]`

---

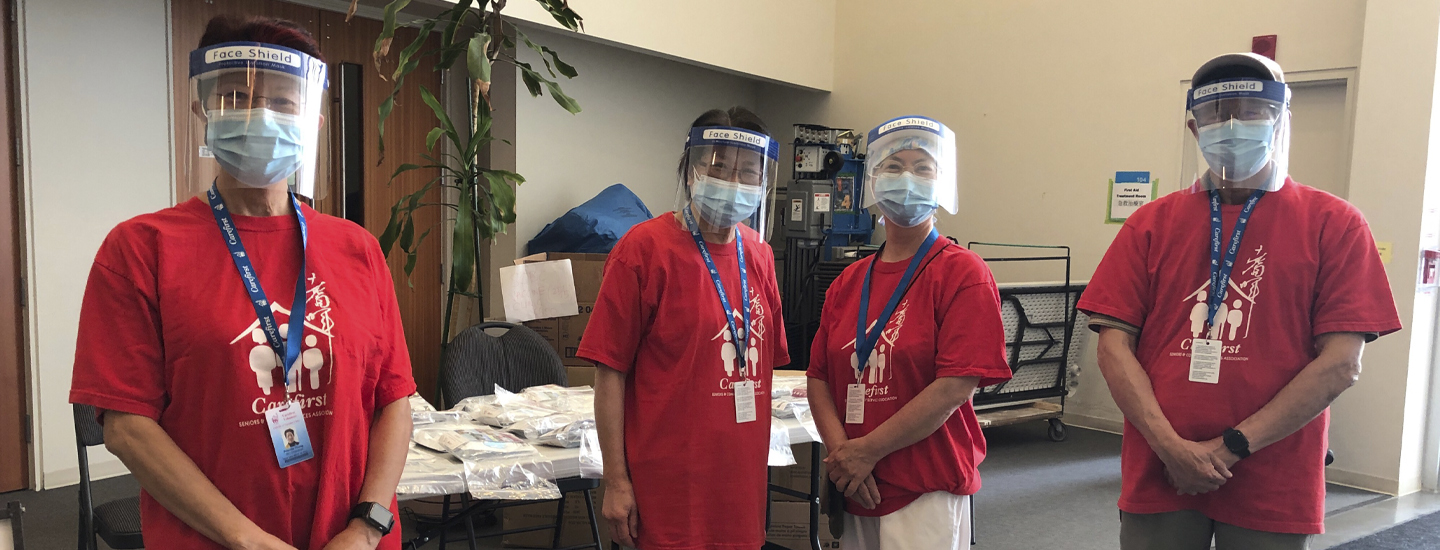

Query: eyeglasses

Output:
[693, 158, 765, 186]
[1192, 98, 1281, 127]
[210, 91, 304, 114]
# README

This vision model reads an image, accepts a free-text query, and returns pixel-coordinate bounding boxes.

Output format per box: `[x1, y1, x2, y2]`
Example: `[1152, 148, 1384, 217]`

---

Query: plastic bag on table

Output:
[450, 394, 499, 417]
[461, 455, 562, 501]
[771, 376, 807, 399]
[520, 385, 596, 414]
[412, 424, 538, 463]
[508, 412, 586, 440]
[771, 398, 803, 419]
[409, 393, 436, 412]
[472, 386, 560, 427]
[536, 418, 595, 448]
[793, 403, 822, 443]
[398, 444, 469, 497]
[768, 421, 796, 466]
[578, 428, 604, 479]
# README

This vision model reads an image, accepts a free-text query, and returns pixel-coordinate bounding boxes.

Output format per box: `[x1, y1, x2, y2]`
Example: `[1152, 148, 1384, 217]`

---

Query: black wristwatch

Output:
[350, 502, 395, 536]
[1222, 428, 1252, 459]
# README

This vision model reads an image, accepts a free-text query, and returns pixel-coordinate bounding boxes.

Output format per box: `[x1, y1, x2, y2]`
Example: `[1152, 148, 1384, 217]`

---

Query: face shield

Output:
[185, 42, 328, 200]
[1182, 79, 1291, 193]
[675, 126, 779, 241]
[863, 116, 957, 227]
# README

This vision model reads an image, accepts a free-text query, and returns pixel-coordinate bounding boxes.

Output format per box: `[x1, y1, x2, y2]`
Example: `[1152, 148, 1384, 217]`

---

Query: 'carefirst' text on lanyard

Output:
[848, 228, 941, 424]
[681, 206, 756, 424]
[1189, 188, 1264, 385]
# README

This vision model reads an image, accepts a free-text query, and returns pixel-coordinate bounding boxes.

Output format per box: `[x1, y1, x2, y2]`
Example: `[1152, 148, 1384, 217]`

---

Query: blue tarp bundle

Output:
[526, 183, 654, 255]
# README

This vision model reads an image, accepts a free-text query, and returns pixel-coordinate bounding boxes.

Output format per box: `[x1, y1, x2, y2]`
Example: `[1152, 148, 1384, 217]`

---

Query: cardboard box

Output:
[517, 253, 608, 367]
[771, 443, 825, 502]
[566, 366, 596, 388]
[766, 501, 841, 550]
[503, 481, 610, 548]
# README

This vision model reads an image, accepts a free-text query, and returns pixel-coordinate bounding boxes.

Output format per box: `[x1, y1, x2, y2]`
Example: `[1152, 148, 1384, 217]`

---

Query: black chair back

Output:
[1, 500, 25, 550]
[439, 322, 567, 407]
[72, 404, 99, 550]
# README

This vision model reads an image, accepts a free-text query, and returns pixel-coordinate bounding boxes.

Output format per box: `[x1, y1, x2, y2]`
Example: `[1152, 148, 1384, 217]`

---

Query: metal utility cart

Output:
[968, 242, 1089, 442]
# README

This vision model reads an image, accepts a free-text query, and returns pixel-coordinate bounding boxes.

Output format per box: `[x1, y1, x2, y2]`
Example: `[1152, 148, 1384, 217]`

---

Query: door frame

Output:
[1, 0, 33, 492]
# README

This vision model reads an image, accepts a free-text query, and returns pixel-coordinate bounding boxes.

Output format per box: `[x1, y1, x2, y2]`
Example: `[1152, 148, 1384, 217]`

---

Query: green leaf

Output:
[484, 171, 516, 213]
[425, 128, 445, 151]
[419, 86, 462, 152]
[377, 94, 396, 158]
[518, 66, 543, 97]
[490, 169, 526, 184]
[436, 0, 476, 68]
[399, 215, 415, 251]
[403, 226, 433, 277]
[391, 163, 423, 180]
[378, 204, 402, 255]
[392, 18, 438, 82]
[543, 79, 581, 113]
[543, 45, 578, 78]
[450, 188, 476, 294]
[374, 0, 414, 61]
[467, 33, 492, 84]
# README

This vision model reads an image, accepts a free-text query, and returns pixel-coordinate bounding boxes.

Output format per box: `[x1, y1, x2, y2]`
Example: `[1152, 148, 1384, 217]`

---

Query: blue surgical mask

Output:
[691, 174, 764, 228]
[206, 109, 306, 188]
[873, 172, 939, 227]
[1197, 119, 1275, 182]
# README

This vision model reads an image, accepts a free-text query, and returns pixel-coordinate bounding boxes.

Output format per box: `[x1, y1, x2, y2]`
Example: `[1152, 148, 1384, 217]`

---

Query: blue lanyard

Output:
[1206, 189, 1264, 331]
[681, 206, 752, 363]
[207, 183, 309, 386]
[856, 229, 940, 375]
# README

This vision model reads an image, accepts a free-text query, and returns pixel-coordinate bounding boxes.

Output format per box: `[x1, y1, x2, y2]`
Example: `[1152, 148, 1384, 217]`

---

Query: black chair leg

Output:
[550, 491, 569, 549]
[582, 488, 601, 549]
[461, 493, 478, 550]
[439, 495, 451, 550]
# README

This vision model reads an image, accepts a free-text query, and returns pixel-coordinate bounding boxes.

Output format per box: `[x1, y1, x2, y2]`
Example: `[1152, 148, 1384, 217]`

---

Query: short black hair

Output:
[284, 428, 296, 436]
[1194, 64, 1272, 88]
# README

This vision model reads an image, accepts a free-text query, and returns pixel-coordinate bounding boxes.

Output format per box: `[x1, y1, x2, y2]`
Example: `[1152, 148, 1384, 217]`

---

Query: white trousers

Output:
[840, 491, 971, 550]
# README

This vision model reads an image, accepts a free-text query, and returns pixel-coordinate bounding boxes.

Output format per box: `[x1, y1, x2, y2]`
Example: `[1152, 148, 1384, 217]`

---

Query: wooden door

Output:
[171, 0, 444, 399]
[0, 0, 30, 494]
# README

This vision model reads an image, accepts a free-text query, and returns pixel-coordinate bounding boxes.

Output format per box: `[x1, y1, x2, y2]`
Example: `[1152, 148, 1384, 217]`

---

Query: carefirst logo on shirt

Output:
[1172, 244, 1268, 359]
[233, 273, 339, 424]
[205, 46, 301, 67]
[713, 294, 768, 395]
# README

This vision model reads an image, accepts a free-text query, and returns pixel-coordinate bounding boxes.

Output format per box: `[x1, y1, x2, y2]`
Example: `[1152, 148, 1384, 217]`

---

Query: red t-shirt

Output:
[577, 213, 789, 550]
[805, 242, 1012, 517]
[69, 197, 417, 549]
[1078, 180, 1401, 534]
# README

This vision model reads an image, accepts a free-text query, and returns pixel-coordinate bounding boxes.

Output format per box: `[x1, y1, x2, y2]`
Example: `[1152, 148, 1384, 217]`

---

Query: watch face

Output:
[368, 504, 394, 526]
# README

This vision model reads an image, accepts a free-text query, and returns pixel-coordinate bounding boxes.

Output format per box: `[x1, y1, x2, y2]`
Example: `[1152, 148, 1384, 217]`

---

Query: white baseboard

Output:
[1325, 467, 1404, 496]
[1064, 412, 1125, 435]
[43, 459, 130, 490]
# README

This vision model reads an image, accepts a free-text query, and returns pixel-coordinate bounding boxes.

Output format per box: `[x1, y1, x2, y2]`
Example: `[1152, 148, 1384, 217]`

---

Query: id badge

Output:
[734, 380, 757, 423]
[1189, 339, 1222, 384]
[845, 384, 865, 424]
[266, 401, 315, 468]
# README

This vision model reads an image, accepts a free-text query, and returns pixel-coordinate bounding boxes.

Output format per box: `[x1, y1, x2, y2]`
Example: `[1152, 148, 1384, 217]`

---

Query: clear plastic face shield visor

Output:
[863, 116, 958, 227]
[185, 42, 328, 200]
[675, 126, 780, 241]
[1181, 79, 1291, 194]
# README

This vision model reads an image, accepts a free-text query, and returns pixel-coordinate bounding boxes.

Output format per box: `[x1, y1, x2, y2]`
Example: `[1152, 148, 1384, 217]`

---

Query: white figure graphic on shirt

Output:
[871, 344, 888, 385]
[248, 328, 276, 395]
[1190, 290, 1209, 338]
[1208, 301, 1229, 340]
[716, 328, 737, 378]
[1227, 300, 1245, 341]
[746, 336, 760, 377]
[303, 334, 325, 390]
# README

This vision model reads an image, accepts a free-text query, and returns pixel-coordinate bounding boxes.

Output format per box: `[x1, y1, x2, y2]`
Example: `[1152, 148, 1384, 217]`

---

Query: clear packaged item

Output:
[768, 421, 796, 466]
[412, 424, 536, 462]
[508, 412, 586, 440]
[771, 398, 803, 419]
[772, 376, 807, 399]
[472, 386, 560, 427]
[409, 423, 561, 500]
[520, 384, 596, 414]
[408, 394, 470, 426]
[397, 444, 469, 497]
[578, 428, 604, 479]
[535, 418, 596, 448]
[462, 454, 562, 501]
[450, 394, 499, 417]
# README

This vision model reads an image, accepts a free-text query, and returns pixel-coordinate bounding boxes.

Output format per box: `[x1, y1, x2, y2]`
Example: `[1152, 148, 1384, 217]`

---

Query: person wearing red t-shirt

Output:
[806, 116, 1012, 550]
[68, 16, 415, 550]
[578, 107, 789, 550]
[1080, 53, 1401, 550]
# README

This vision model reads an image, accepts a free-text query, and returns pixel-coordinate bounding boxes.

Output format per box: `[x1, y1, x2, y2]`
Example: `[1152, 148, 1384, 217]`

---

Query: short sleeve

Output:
[576, 251, 650, 372]
[804, 286, 836, 381]
[370, 243, 417, 407]
[69, 231, 167, 421]
[1078, 221, 1153, 329]
[935, 271, 1012, 387]
[1312, 219, 1401, 338]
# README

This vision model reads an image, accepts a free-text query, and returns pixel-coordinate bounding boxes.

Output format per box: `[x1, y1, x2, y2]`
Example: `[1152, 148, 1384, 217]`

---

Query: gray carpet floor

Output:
[0, 423, 1394, 549]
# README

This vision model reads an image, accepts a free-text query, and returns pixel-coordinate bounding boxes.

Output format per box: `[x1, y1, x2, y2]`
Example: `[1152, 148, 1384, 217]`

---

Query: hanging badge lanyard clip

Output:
[681, 207, 757, 423]
[849, 229, 941, 423]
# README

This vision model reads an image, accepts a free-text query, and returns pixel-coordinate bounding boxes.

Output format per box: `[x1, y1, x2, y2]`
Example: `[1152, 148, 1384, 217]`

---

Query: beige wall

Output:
[501, 0, 836, 91]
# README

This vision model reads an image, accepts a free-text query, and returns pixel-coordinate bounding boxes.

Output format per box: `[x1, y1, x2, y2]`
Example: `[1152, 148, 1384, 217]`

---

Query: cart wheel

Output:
[1047, 418, 1068, 442]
